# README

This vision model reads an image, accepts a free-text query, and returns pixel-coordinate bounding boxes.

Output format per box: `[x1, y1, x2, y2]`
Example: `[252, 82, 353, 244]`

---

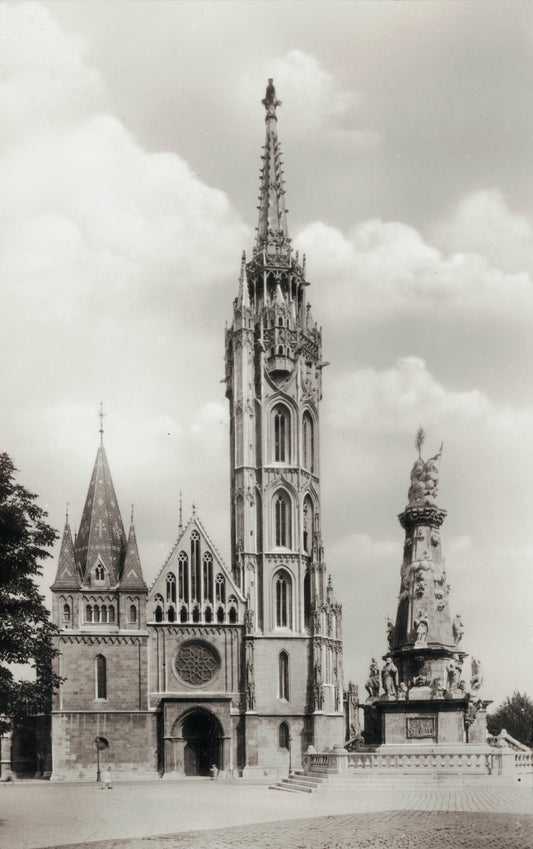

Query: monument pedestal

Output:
[367, 696, 490, 747]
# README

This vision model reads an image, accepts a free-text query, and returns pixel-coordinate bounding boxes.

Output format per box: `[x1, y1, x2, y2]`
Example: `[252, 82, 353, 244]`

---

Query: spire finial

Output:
[192, 501, 196, 519]
[415, 427, 426, 458]
[130, 504, 134, 525]
[99, 402, 105, 445]
[262, 78, 282, 118]
[178, 491, 183, 534]
[65, 502, 69, 524]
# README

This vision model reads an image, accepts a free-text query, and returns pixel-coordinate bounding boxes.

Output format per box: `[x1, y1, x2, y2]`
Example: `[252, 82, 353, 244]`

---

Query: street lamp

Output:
[94, 736, 108, 783]
[288, 732, 293, 776]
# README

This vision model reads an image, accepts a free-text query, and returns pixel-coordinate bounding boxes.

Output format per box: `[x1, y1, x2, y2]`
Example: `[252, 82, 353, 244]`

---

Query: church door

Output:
[181, 710, 222, 776]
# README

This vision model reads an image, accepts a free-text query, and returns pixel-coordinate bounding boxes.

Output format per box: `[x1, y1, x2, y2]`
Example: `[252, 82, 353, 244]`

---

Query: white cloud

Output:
[436, 189, 533, 275]
[295, 216, 533, 324]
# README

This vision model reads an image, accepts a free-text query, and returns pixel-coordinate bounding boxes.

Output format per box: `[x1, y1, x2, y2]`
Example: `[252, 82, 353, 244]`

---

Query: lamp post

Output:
[94, 736, 108, 783]
[288, 732, 293, 776]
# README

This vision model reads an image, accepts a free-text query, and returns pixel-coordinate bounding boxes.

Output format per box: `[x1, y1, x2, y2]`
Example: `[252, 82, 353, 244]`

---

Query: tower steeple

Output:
[256, 79, 289, 252]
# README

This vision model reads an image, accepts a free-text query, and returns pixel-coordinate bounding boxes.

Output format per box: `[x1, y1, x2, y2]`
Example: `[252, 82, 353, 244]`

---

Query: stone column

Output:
[221, 735, 231, 774]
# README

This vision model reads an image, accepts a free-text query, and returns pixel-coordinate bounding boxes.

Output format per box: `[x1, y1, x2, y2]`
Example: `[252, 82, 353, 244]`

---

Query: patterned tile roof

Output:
[51, 518, 80, 589]
[121, 521, 147, 590]
[74, 444, 126, 585]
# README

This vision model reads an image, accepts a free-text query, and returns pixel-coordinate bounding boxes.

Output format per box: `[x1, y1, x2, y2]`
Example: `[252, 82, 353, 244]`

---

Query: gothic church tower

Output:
[225, 81, 344, 769]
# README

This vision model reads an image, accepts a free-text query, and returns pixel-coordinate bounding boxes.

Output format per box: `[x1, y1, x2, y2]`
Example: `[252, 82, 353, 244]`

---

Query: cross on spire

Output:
[99, 402, 105, 445]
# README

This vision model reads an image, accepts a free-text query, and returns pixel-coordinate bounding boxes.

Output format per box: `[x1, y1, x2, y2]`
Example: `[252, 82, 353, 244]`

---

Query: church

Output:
[47, 81, 346, 780]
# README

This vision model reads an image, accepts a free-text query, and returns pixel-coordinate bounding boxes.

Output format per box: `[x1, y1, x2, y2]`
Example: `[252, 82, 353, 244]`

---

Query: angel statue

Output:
[262, 78, 282, 115]
[407, 428, 443, 505]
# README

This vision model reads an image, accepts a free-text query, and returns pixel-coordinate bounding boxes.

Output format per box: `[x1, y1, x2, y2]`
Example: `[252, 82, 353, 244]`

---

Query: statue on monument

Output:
[386, 617, 394, 649]
[414, 609, 429, 645]
[452, 613, 464, 646]
[381, 655, 398, 697]
[470, 657, 483, 692]
[407, 429, 443, 506]
[446, 654, 463, 693]
[365, 658, 380, 699]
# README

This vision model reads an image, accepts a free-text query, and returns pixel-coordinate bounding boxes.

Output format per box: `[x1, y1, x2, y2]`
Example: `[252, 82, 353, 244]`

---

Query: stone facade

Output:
[42, 82, 345, 781]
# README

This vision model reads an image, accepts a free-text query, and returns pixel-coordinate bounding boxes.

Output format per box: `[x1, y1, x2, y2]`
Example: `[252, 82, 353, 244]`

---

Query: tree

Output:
[487, 691, 533, 748]
[0, 453, 61, 734]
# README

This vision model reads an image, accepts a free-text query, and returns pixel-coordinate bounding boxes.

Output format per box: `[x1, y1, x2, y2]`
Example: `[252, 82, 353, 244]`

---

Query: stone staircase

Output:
[269, 770, 328, 793]
[269, 769, 511, 793]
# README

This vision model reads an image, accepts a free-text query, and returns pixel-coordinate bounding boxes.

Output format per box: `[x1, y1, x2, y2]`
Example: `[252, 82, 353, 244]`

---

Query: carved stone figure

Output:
[452, 614, 464, 646]
[414, 610, 429, 645]
[262, 78, 282, 116]
[470, 657, 483, 692]
[464, 693, 482, 728]
[246, 652, 255, 710]
[431, 677, 445, 699]
[365, 658, 380, 699]
[407, 432, 443, 505]
[386, 618, 394, 649]
[446, 654, 462, 693]
[381, 655, 398, 697]
[397, 682, 408, 700]
[313, 660, 323, 711]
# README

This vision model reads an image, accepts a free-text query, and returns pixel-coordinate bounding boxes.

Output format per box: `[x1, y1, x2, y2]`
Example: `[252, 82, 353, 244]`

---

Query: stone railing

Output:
[303, 748, 533, 783]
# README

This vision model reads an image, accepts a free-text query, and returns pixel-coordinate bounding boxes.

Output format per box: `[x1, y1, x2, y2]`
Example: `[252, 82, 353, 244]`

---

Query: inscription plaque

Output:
[406, 716, 436, 738]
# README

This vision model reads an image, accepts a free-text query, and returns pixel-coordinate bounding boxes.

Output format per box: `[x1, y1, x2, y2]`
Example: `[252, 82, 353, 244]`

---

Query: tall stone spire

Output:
[256, 79, 289, 253]
[74, 441, 127, 585]
[51, 511, 79, 590]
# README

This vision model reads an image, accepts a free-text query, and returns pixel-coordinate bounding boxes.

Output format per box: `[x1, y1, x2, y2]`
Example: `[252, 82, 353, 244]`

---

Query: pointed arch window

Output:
[279, 721, 290, 750]
[93, 605, 100, 623]
[96, 655, 107, 700]
[101, 605, 108, 623]
[279, 651, 289, 700]
[302, 412, 314, 473]
[86, 604, 93, 623]
[95, 564, 105, 582]
[154, 593, 164, 623]
[168, 605, 176, 623]
[203, 553, 213, 603]
[108, 605, 115, 624]
[217, 606, 225, 623]
[274, 490, 291, 548]
[303, 495, 313, 554]
[275, 569, 292, 629]
[166, 573, 176, 604]
[191, 531, 201, 602]
[129, 604, 137, 624]
[273, 404, 290, 463]
[215, 574, 226, 604]
[63, 603, 71, 625]
[304, 570, 312, 629]
[180, 605, 187, 623]
[178, 552, 189, 603]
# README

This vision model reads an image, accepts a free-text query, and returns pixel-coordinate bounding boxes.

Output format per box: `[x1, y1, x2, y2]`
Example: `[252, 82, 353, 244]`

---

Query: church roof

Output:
[256, 79, 289, 252]
[121, 517, 147, 591]
[51, 515, 80, 590]
[74, 442, 127, 585]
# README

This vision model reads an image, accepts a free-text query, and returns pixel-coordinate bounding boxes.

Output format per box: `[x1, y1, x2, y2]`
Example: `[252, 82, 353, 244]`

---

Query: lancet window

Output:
[215, 574, 226, 604]
[166, 573, 176, 604]
[129, 604, 137, 624]
[191, 532, 201, 602]
[96, 654, 107, 700]
[302, 412, 314, 473]
[86, 604, 93, 623]
[279, 651, 289, 700]
[178, 552, 189, 603]
[303, 495, 313, 553]
[278, 721, 290, 750]
[275, 569, 292, 628]
[203, 553, 213, 603]
[63, 603, 71, 624]
[274, 490, 291, 548]
[273, 404, 290, 463]
[95, 564, 105, 582]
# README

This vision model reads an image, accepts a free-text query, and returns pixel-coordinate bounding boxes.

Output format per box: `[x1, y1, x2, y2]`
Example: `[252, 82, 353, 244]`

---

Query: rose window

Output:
[175, 642, 219, 686]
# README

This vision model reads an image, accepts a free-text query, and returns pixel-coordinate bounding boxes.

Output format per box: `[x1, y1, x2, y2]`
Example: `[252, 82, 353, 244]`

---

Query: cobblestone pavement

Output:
[1, 780, 533, 849]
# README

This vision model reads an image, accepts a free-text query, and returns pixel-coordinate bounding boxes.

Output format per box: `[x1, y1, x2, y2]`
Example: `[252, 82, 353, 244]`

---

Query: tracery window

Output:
[175, 642, 219, 686]
[178, 552, 189, 603]
[203, 553, 213, 603]
[191, 532, 201, 602]
[274, 490, 291, 548]
[302, 412, 314, 473]
[215, 574, 226, 604]
[279, 651, 289, 700]
[166, 572, 176, 604]
[279, 721, 290, 750]
[273, 404, 290, 463]
[275, 569, 292, 628]
[154, 593, 164, 623]
[95, 564, 105, 581]
[96, 655, 107, 700]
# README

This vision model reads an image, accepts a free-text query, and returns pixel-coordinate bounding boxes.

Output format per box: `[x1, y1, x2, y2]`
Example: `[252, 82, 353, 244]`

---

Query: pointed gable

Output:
[120, 522, 147, 590]
[51, 519, 80, 590]
[74, 444, 127, 585]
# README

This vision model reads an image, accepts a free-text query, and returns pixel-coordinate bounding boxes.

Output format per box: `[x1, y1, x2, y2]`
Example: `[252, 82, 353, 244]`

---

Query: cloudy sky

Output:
[2, 1, 533, 710]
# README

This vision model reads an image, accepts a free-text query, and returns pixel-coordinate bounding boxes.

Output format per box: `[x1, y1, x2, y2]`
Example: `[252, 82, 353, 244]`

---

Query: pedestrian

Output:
[101, 766, 112, 789]
[209, 764, 219, 780]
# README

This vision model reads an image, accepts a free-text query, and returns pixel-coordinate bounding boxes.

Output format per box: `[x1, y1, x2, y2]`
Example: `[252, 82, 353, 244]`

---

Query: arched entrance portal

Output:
[182, 710, 222, 776]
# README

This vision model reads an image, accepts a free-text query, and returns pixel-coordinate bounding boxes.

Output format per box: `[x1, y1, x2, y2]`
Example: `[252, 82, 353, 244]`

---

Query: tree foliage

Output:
[0, 453, 61, 733]
[487, 691, 533, 748]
